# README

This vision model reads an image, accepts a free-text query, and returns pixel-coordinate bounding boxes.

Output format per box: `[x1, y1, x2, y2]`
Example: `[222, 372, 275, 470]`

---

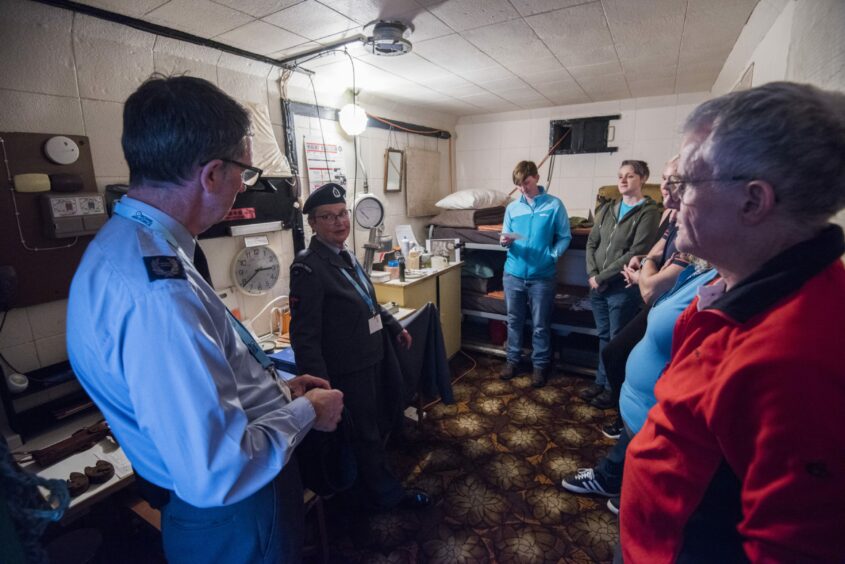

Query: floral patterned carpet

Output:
[320, 353, 620, 563]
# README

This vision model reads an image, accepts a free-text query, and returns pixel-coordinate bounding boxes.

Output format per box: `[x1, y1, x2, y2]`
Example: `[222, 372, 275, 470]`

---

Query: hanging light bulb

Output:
[339, 103, 368, 136]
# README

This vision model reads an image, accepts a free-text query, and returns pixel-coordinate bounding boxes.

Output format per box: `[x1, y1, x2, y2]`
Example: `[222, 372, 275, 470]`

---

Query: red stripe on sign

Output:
[223, 207, 256, 221]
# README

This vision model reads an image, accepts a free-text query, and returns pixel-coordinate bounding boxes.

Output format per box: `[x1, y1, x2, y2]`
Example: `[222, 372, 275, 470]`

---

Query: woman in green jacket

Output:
[582, 160, 661, 407]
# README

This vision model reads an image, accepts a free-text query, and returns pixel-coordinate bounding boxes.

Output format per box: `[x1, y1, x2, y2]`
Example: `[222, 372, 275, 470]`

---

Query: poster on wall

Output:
[303, 134, 348, 195]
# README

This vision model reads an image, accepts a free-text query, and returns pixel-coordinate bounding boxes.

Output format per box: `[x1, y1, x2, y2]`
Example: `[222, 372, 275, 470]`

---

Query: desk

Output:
[19, 410, 134, 521]
[372, 263, 462, 358]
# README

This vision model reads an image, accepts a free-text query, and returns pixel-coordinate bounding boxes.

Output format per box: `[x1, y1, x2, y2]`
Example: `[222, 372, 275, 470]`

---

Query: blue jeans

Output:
[161, 462, 304, 563]
[590, 284, 642, 388]
[503, 273, 556, 368]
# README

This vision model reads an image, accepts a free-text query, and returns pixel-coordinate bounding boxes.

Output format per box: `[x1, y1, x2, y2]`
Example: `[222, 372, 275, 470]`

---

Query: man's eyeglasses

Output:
[664, 175, 753, 199]
[315, 210, 351, 223]
[215, 158, 263, 187]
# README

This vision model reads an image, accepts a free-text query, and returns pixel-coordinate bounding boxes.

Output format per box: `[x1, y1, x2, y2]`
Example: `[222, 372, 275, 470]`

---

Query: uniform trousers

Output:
[161, 461, 305, 564]
[331, 362, 405, 509]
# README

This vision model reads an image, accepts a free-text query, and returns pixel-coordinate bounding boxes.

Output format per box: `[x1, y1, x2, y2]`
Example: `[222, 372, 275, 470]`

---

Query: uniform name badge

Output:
[368, 314, 383, 334]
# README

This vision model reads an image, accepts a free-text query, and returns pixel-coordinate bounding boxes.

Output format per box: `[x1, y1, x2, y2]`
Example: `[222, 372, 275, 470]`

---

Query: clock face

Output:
[354, 195, 384, 229]
[232, 246, 281, 295]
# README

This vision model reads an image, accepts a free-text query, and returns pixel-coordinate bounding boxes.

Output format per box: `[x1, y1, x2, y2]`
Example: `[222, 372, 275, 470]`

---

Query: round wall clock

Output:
[232, 245, 280, 295]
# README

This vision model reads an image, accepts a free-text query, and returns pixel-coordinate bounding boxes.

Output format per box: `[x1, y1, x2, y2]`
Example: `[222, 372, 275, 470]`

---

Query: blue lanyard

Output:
[114, 199, 274, 371]
[338, 257, 376, 314]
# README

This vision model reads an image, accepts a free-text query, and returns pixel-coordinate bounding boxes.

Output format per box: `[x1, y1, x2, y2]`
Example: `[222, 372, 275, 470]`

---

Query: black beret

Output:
[303, 183, 346, 214]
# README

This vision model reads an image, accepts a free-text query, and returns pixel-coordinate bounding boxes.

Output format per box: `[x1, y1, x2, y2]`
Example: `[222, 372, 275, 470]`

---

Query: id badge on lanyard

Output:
[339, 261, 383, 334]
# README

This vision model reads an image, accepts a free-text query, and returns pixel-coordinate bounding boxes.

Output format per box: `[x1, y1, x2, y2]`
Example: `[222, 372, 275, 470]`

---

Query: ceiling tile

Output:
[568, 60, 624, 79]
[314, 0, 424, 25]
[533, 81, 590, 106]
[621, 56, 677, 79]
[413, 33, 500, 73]
[425, 76, 488, 98]
[357, 52, 452, 85]
[477, 75, 527, 92]
[263, 1, 357, 41]
[458, 91, 518, 112]
[427, 0, 519, 32]
[628, 76, 676, 97]
[268, 40, 320, 59]
[602, 0, 686, 60]
[527, 2, 618, 67]
[463, 18, 553, 67]
[216, 20, 307, 55]
[461, 65, 518, 86]
[75, 0, 169, 17]
[510, 0, 590, 18]
[577, 72, 630, 101]
[146, 0, 253, 38]
[211, 0, 303, 18]
[403, 10, 453, 42]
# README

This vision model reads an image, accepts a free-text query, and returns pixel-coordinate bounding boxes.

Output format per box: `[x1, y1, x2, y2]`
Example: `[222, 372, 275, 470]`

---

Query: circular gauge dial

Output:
[353, 195, 385, 229]
[232, 245, 281, 295]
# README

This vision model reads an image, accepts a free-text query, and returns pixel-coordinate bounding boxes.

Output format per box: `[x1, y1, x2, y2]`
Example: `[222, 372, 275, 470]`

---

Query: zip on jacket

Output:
[503, 187, 571, 280]
[586, 197, 661, 287]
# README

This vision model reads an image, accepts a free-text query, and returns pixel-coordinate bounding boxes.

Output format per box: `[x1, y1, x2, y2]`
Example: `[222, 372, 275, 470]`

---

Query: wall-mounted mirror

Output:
[384, 148, 404, 193]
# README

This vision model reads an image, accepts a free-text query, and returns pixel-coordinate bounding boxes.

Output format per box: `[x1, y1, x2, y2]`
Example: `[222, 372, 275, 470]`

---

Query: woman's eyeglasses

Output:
[315, 210, 351, 223]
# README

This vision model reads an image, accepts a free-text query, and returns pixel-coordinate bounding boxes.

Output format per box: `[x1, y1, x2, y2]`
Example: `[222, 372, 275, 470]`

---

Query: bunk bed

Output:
[426, 184, 663, 341]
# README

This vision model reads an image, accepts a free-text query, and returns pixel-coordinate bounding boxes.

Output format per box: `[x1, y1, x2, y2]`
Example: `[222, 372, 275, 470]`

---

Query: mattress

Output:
[462, 285, 595, 328]
[432, 225, 590, 250]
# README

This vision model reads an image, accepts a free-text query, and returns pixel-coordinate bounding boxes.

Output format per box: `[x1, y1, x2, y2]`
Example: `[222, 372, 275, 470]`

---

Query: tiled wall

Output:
[0, 0, 455, 375]
[454, 92, 710, 218]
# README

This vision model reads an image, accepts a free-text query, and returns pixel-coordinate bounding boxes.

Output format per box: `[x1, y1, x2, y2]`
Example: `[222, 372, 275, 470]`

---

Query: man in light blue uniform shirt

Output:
[67, 76, 343, 563]
[500, 160, 571, 387]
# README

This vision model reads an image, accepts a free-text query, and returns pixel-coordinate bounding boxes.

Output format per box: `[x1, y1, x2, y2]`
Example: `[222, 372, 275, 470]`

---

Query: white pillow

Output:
[435, 189, 510, 210]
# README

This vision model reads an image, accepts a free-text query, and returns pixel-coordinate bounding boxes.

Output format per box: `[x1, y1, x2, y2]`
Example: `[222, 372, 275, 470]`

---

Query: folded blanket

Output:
[428, 206, 505, 228]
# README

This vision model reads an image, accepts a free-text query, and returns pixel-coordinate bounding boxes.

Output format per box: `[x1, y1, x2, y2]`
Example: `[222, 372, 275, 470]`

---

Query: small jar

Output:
[387, 260, 400, 280]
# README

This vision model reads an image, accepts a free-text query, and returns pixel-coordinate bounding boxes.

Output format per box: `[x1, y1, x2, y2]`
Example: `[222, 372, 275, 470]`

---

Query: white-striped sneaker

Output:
[561, 468, 619, 497]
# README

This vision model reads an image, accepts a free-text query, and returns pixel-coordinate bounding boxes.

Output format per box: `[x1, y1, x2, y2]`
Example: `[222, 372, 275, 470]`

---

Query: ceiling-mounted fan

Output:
[276, 1, 445, 66]
[361, 20, 414, 56]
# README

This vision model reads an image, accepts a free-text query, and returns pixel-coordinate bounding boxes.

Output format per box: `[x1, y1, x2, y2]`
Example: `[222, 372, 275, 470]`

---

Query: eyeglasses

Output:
[664, 175, 753, 199]
[215, 158, 263, 187]
[315, 210, 351, 223]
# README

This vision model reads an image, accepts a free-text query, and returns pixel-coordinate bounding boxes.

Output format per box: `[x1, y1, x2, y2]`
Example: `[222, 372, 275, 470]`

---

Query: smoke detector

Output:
[362, 20, 414, 56]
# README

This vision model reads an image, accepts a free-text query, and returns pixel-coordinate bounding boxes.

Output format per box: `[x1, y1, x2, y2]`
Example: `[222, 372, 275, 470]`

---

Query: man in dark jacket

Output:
[289, 183, 430, 511]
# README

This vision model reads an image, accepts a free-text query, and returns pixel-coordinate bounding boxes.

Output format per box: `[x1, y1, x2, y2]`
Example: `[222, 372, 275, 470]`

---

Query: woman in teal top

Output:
[499, 160, 571, 387]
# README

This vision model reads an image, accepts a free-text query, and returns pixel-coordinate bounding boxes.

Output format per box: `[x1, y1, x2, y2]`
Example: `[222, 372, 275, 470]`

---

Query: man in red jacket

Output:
[621, 82, 845, 562]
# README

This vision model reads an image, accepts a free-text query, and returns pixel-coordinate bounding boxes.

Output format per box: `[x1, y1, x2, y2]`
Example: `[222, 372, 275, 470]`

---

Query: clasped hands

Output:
[289, 375, 343, 432]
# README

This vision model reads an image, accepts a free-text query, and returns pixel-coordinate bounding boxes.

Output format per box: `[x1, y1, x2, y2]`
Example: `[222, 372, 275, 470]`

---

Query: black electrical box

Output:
[549, 114, 620, 155]
[199, 177, 299, 240]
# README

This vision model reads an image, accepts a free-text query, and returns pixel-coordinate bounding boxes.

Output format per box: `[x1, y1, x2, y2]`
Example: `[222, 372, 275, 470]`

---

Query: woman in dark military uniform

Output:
[289, 183, 430, 511]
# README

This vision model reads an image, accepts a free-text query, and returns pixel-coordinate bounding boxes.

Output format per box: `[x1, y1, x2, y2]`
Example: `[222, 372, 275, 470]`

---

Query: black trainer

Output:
[607, 496, 620, 515]
[602, 418, 624, 440]
[531, 366, 548, 388]
[590, 389, 615, 410]
[578, 383, 604, 400]
[499, 363, 519, 381]
[397, 488, 431, 510]
[561, 468, 619, 497]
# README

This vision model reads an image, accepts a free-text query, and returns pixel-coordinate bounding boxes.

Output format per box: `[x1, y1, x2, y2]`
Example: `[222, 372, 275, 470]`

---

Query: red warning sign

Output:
[223, 207, 256, 221]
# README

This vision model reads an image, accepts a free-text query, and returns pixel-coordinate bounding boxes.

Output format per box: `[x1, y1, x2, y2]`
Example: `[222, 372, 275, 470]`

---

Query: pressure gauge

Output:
[232, 245, 281, 295]
[353, 194, 385, 229]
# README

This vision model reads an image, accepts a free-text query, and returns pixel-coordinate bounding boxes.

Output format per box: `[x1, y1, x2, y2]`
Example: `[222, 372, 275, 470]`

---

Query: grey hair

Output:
[682, 82, 845, 224]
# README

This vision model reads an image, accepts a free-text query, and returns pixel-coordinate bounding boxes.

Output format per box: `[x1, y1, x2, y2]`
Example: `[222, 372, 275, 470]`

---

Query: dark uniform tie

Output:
[193, 241, 214, 286]
[341, 250, 354, 269]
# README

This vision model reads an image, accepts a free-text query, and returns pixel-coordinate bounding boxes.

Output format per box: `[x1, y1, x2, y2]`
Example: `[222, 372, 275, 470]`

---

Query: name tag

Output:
[368, 314, 383, 334]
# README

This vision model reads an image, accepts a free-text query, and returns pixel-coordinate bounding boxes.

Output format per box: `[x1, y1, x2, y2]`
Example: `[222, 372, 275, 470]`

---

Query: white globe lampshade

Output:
[339, 103, 368, 136]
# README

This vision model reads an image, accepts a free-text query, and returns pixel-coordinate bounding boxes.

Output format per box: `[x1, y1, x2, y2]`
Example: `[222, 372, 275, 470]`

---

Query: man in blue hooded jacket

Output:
[500, 160, 571, 387]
